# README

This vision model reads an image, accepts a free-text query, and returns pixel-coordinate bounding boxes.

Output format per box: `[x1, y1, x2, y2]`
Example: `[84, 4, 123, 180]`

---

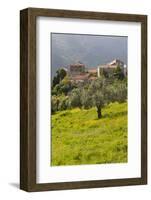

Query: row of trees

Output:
[52, 76, 127, 119]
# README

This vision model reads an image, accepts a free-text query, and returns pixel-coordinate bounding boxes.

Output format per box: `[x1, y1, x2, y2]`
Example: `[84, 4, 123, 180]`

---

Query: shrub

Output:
[51, 96, 60, 114]
[70, 88, 82, 108]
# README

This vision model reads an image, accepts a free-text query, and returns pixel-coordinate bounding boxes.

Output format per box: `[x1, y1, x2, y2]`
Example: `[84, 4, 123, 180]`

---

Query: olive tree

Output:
[113, 80, 127, 103]
[81, 88, 92, 109]
[69, 88, 82, 108]
[81, 77, 127, 119]
[87, 77, 108, 119]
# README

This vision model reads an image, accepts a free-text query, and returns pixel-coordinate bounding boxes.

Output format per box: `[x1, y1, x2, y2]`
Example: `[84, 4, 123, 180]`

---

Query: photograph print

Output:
[51, 33, 128, 166]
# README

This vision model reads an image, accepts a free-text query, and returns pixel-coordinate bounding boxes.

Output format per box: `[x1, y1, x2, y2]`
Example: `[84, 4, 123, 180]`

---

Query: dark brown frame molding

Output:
[20, 7, 147, 192]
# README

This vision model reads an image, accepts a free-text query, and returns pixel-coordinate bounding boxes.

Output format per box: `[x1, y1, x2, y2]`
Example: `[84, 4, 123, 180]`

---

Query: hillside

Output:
[51, 102, 127, 166]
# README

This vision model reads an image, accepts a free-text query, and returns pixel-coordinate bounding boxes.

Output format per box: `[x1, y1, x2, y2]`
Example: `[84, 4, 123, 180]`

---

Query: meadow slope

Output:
[51, 102, 127, 166]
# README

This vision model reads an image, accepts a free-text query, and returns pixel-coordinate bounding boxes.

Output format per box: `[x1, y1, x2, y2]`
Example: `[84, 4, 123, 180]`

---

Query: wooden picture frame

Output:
[20, 7, 147, 192]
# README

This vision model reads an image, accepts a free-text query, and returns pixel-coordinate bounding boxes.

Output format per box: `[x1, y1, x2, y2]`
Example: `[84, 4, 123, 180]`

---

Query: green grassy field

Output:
[51, 102, 127, 166]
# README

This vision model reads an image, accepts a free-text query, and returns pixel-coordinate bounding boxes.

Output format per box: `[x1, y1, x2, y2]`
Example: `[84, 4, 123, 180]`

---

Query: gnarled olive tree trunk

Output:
[97, 106, 102, 119]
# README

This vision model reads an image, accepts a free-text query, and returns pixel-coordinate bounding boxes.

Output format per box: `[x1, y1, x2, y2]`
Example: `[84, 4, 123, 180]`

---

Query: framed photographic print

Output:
[20, 8, 147, 191]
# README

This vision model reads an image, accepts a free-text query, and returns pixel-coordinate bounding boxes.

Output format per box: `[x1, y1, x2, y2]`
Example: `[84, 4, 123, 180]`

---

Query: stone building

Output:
[69, 62, 85, 75]
[65, 59, 127, 82]
[97, 59, 127, 77]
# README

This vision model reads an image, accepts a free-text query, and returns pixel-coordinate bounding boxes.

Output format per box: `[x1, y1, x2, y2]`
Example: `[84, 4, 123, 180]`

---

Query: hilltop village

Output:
[52, 58, 127, 120]
[63, 59, 127, 83]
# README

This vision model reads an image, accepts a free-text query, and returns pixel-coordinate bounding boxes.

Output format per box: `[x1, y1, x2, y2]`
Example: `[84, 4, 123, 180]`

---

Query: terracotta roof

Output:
[98, 59, 124, 69]
[108, 59, 124, 66]
[70, 74, 89, 81]
[88, 68, 97, 73]
[98, 64, 117, 69]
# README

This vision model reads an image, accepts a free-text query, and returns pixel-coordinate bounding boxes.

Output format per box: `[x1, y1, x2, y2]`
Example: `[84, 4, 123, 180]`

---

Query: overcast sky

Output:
[51, 33, 127, 77]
